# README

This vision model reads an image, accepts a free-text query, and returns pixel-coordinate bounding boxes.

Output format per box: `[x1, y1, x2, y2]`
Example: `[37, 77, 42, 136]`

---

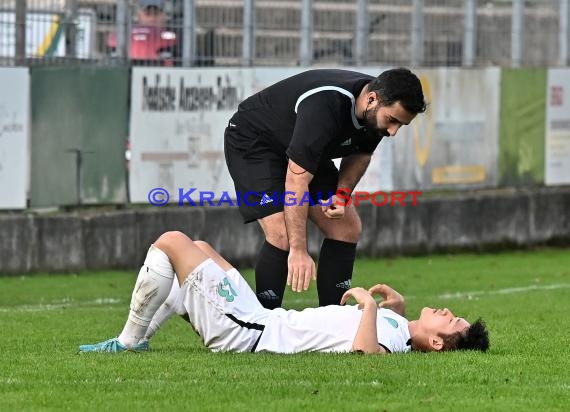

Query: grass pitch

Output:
[1, 249, 569, 411]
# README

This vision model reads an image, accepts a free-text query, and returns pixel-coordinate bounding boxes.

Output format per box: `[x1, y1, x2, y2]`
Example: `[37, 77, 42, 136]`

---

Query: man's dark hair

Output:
[367, 67, 427, 114]
[444, 318, 490, 352]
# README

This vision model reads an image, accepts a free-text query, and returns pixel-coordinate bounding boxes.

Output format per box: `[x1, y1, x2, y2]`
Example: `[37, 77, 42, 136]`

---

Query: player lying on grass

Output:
[79, 231, 489, 354]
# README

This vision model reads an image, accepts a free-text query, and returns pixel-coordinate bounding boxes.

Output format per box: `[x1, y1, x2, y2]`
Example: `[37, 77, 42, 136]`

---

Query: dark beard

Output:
[363, 106, 388, 139]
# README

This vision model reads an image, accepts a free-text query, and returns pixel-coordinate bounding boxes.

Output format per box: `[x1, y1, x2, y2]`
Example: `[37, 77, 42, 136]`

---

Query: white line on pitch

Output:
[286, 282, 570, 305]
[0, 298, 123, 312]
[435, 283, 570, 300]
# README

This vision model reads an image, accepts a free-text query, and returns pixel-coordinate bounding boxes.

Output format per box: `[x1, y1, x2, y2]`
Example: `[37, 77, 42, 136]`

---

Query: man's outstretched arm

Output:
[284, 159, 316, 292]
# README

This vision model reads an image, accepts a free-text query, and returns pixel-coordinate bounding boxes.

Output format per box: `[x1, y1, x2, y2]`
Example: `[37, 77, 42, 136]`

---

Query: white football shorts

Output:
[181, 258, 270, 352]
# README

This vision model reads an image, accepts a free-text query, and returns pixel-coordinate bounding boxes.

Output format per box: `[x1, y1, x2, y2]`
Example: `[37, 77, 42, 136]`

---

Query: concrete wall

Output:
[1, 187, 569, 275]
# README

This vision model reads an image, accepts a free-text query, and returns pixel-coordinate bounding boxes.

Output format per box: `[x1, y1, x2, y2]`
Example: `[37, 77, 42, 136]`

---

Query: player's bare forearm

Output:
[284, 161, 316, 291]
[337, 153, 372, 193]
[284, 162, 313, 251]
[283, 202, 309, 251]
[352, 301, 384, 354]
[341, 287, 385, 354]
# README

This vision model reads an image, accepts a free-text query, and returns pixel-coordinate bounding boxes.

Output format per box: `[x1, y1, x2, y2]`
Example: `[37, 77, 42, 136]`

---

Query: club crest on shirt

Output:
[383, 317, 399, 329]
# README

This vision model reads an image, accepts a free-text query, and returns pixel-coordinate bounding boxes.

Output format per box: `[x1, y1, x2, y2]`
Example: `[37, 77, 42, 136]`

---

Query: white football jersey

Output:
[255, 306, 411, 354]
[159, 261, 411, 354]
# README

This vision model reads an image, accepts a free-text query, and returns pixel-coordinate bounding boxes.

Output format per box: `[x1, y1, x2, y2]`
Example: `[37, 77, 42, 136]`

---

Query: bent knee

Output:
[155, 231, 191, 249]
[324, 214, 362, 242]
[350, 216, 363, 239]
[260, 222, 290, 250]
[265, 232, 290, 250]
[337, 225, 361, 242]
[194, 240, 209, 248]
[194, 240, 212, 252]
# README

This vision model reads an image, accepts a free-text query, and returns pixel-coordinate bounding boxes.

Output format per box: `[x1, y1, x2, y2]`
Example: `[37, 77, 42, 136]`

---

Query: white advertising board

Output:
[0, 68, 29, 209]
[545, 69, 570, 185]
[390, 68, 500, 190]
[129, 67, 253, 204]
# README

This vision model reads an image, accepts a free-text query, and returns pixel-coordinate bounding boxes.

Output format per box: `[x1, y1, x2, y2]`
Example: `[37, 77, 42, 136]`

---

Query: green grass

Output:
[1, 249, 569, 411]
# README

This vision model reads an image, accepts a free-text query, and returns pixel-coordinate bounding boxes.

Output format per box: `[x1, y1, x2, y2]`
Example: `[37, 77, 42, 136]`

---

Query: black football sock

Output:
[317, 238, 357, 306]
[255, 241, 289, 309]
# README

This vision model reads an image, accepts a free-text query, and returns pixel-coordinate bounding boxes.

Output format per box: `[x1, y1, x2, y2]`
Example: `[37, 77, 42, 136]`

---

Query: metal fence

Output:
[0, 0, 568, 67]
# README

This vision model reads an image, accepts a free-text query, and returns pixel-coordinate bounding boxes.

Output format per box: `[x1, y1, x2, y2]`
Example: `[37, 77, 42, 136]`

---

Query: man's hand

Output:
[321, 194, 346, 219]
[368, 284, 405, 316]
[340, 287, 376, 308]
[287, 249, 316, 292]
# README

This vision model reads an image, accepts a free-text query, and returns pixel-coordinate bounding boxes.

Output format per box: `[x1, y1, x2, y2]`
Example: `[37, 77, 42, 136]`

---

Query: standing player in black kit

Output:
[224, 68, 426, 308]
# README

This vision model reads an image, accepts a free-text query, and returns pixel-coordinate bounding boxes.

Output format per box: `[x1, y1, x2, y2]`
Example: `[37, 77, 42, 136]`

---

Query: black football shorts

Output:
[224, 122, 338, 223]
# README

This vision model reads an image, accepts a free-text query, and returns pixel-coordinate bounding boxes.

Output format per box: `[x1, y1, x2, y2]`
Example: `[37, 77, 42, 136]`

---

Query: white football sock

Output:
[143, 279, 182, 340]
[118, 245, 175, 347]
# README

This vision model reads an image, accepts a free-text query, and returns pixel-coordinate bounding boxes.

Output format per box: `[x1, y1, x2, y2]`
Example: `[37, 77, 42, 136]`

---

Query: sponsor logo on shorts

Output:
[260, 193, 274, 206]
[336, 280, 352, 289]
[258, 290, 280, 300]
[217, 277, 238, 302]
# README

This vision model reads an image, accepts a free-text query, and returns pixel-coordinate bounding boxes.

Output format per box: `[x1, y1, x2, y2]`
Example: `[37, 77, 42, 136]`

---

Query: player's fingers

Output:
[368, 284, 386, 297]
[324, 208, 336, 218]
[321, 198, 331, 213]
[303, 267, 314, 290]
[296, 271, 304, 293]
[298, 269, 307, 292]
[289, 266, 297, 291]
[340, 290, 352, 305]
[296, 268, 304, 293]
[311, 260, 316, 281]
[302, 271, 310, 291]
[333, 206, 344, 215]
[299, 273, 307, 292]
[329, 207, 344, 218]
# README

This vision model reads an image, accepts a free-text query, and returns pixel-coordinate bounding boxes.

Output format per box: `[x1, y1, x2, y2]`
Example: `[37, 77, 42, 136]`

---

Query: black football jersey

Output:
[230, 69, 382, 174]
